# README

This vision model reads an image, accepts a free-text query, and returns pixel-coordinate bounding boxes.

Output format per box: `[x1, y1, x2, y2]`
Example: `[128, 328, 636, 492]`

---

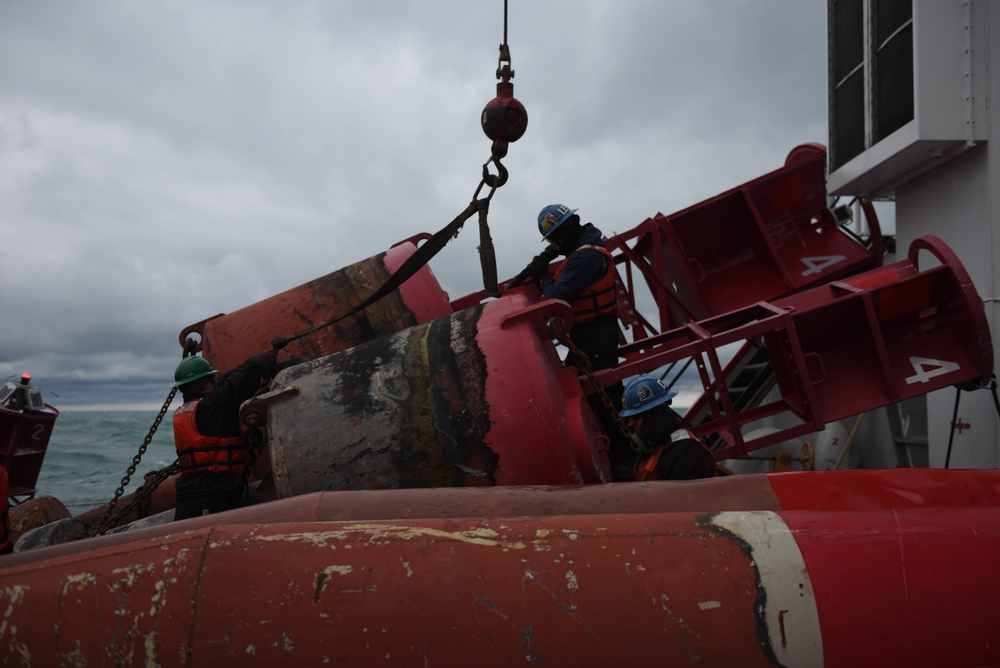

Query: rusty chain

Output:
[94, 460, 181, 536]
[91, 341, 200, 536]
[92, 385, 179, 536]
[548, 319, 639, 455]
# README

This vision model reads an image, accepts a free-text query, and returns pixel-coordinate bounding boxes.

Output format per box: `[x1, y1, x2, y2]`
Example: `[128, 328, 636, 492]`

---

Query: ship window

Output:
[26, 388, 45, 410]
[830, 0, 866, 169]
[833, 69, 865, 167]
[829, 0, 915, 167]
[873, 1, 913, 142]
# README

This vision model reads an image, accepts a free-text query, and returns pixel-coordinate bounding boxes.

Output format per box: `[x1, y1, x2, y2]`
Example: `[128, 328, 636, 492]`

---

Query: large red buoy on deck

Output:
[179, 241, 453, 373]
[3, 475, 1000, 667]
[241, 287, 610, 496]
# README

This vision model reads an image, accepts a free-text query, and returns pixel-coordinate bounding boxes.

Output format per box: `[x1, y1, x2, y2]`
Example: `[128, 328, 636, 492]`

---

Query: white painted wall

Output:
[881, 5, 999, 468]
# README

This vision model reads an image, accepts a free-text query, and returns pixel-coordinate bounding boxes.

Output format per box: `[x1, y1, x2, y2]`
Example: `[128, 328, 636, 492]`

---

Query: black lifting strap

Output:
[271, 198, 485, 351]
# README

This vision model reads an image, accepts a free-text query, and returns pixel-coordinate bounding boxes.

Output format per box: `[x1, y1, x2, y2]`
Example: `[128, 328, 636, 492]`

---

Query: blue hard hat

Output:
[537, 204, 578, 241]
[619, 375, 678, 417]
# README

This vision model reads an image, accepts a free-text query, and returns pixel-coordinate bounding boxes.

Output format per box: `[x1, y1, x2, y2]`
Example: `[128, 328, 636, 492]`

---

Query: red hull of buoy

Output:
[1, 470, 999, 666]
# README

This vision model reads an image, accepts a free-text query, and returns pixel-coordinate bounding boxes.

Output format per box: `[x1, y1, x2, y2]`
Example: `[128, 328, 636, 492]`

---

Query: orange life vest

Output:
[173, 400, 249, 475]
[554, 245, 617, 323]
[635, 428, 715, 481]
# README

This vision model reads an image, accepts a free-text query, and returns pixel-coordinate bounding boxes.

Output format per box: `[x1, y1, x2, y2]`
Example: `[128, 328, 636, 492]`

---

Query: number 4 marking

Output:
[905, 356, 961, 384]
[801, 255, 846, 276]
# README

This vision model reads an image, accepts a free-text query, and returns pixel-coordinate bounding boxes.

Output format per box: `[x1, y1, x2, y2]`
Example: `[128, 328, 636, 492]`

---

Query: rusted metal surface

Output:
[178, 241, 452, 373]
[12, 474, 777, 557]
[252, 290, 609, 496]
[263, 305, 502, 494]
[15, 468, 999, 559]
[7, 495, 70, 545]
[3, 502, 999, 666]
[0, 512, 795, 666]
[70, 474, 178, 529]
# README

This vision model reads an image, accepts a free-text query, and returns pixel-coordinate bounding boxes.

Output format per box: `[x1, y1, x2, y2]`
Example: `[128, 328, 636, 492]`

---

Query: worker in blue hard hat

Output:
[171, 351, 277, 520]
[529, 204, 618, 369]
[525, 204, 629, 472]
[619, 375, 716, 481]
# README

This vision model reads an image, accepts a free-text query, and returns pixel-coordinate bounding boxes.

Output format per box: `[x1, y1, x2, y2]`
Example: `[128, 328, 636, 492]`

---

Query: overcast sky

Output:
[1, 1, 840, 410]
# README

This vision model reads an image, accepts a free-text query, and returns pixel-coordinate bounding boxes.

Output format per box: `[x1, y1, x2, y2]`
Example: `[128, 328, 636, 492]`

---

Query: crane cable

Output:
[272, 3, 525, 352]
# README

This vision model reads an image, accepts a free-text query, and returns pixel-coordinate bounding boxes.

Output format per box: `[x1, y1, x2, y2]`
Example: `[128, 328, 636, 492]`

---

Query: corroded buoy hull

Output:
[180, 241, 453, 372]
[1, 470, 999, 666]
[249, 289, 611, 496]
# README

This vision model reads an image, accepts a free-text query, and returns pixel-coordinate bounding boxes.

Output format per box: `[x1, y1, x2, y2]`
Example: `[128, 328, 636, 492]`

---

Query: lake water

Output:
[34, 410, 177, 511]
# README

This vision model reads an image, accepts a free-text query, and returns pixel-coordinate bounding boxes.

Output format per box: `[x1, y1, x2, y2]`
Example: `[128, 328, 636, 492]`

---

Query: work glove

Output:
[526, 254, 552, 283]
[250, 350, 279, 379]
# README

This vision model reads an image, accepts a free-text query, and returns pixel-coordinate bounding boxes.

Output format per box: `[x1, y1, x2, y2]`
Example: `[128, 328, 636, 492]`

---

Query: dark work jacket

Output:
[192, 352, 276, 439]
[539, 223, 611, 304]
[539, 223, 620, 371]
[173, 352, 276, 521]
[636, 429, 717, 481]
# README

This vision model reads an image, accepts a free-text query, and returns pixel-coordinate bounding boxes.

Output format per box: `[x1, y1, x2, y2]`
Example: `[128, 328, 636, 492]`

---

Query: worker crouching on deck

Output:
[619, 375, 717, 481]
[171, 352, 277, 520]
[527, 204, 630, 473]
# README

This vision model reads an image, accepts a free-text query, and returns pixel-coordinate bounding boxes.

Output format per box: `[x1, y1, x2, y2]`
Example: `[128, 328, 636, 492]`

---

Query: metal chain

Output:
[95, 461, 181, 535]
[92, 385, 179, 536]
[549, 319, 639, 454]
[92, 342, 199, 536]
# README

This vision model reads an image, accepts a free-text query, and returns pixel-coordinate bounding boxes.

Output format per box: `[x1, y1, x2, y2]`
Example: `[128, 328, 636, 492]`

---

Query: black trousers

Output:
[566, 316, 632, 474]
[174, 471, 247, 521]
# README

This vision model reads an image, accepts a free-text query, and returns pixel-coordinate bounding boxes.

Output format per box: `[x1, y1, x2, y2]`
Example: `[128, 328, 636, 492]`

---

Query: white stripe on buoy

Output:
[711, 511, 823, 667]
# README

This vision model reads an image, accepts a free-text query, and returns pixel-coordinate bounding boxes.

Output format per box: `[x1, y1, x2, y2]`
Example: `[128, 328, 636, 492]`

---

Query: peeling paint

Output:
[61, 572, 98, 589]
[312, 565, 358, 602]
[698, 601, 722, 611]
[144, 630, 158, 667]
[565, 571, 578, 591]
[324, 565, 353, 576]
[254, 523, 528, 550]
[0, 585, 26, 634]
